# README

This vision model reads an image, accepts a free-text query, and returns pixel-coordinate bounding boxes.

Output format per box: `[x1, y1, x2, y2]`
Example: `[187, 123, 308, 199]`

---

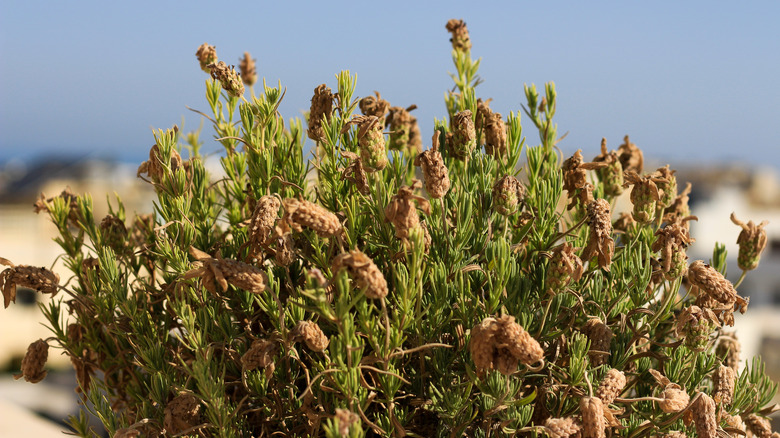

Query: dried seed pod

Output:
[100, 214, 128, 252]
[659, 386, 690, 413]
[713, 364, 736, 406]
[291, 321, 329, 352]
[716, 332, 741, 372]
[652, 216, 696, 280]
[623, 171, 661, 224]
[723, 413, 746, 433]
[343, 115, 387, 171]
[335, 408, 361, 437]
[675, 305, 719, 352]
[484, 112, 507, 157]
[475, 98, 493, 137]
[208, 61, 245, 98]
[359, 91, 390, 120]
[33, 188, 81, 226]
[543, 417, 581, 438]
[14, 339, 48, 383]
[580, 396, 606, 438]
[387, 105, 421, 153]
[308, 84, 335, 142]
[137, 142, 189, 184]
[195, 43, 217, 73]
[241, 339, 279, 372]
[545, 242, 584, 293]
[164, 393, 202, 435]
[744, 413, 773, 438]
[581, 318, 613, 366]
[0, 258, 60, 308]
[183, 247, 268, 294]
[593, 138, 624, 197]
[238, 51, 257, 87]
[282, 198, 342, 238]
[495, 315, 544, 366]
[445, 19, 472, 52]
[273, 232, 296, 267]
[617, 135, 643, 174]
[664, 182, 693, 226]
[653, 165, 678, 210]
[450, 110, 476, 159]
[492, 175, 525, 215]
[596, 369, 626, 405]
[384, 180, 431, 242]
[688, 260, 748, 325]
[731, 213, 768, 271]
[562, 150, 607, 210]
[340, 150, 371, 196]
[691, 393, 716, 438]
[469, 315, 543, 376]
[248, 195, 281, 254]
[332, 249, 388, 300]
[581, 199, 615, 272]
[414, 130, 451, 199]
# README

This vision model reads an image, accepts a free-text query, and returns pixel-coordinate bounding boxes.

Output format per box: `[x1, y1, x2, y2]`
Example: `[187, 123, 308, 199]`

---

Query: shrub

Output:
[3, 19, 778, 438]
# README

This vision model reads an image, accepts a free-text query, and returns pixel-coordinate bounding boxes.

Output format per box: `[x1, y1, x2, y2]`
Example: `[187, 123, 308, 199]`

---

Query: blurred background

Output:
[1, 0, 780, 434]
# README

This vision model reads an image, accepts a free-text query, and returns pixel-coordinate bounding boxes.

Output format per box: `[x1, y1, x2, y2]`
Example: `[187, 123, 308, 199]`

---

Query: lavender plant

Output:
[3, 20, 779, 438]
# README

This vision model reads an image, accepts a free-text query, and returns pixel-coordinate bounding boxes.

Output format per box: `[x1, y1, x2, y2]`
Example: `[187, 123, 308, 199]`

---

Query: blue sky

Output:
[1, 1, 779, 170]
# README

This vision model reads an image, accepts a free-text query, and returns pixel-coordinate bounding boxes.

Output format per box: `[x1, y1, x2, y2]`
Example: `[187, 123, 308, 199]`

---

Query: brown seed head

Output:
[343, 115, 387, 171]
[137, 143, 189, 184]
[713, 364, 736, 406]
[164, 393, 202, 435]
[484, 112, 507, 157]
[359, 91, 390, 120]
[469, 315, 543, 376]
[675, 305, 719, 352]
[495, 314, 544, 366]
[544, 417, 581, 438]
[688, 260, 748, 325]
[653, 165, 678, 210]
[335, 408, 360, 437]
[340, 150, 371, 196]
[100, 214, 128, 252]
[414, 131, 450, 199]
[195, 43, 217, 73]
[387, 105, 421, 153]
[716, 332, 741, 372]
[691, 393, 716, 438]
[492, 175, 525, 215]
[623, 171, 661, 224]
[593, 138, 624, 197]
[282, 198, 342, 238]
[241, 339, 279, 371]
[581, 199, 614, 272]
[248, 195, 281, 254]
[581, 318, 613, 366]
[33, 188, 81, 226]
[445, 19, 472, 52]
[546, 242, 584, 293]
[563, 150, 606, 210]
[332, 249, 388, 300]
[580, 396, 606, 438]
[617, 135, 643, 174]
[238, 51, 257, 87]
[450, 110, 476, 159]
[596, 369, 626, 405]
[384, 180, 431, 242]
[0, 259, 60, 308]
[291, 321, 329, 352]
[475, 98, 493, 135]
[208, 61, 245, 98]
[659, 386, 690, 413]
[731, 212, 769, 271]
[744, 413, 773, 438]
[652, 217, 696, 280]
[14, 339, 48, 383]
[184, 247, 268, 294]
[307, 84, 335, 142]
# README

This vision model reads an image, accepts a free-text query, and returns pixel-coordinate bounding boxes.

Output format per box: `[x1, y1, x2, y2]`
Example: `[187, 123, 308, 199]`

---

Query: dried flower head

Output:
[593, 138, 624, 197]
[664, 182, 693, 226]
[691, 393, 716, 438]
[544, 417, 581, 438]
[247, 195, 281, 256]
[744, 413, 773, 438]
[241, 339, 279, 372]
[342, 115, 387, 171]
[730, 213, 768, 271]
[0, 258, 60, 308]
[562, 150, 606, 210]
[653, 165, 678, 210]
[688, 260, 748, 326]
[648, 369, 690, 414]
[387, 105, 421, 153]
[307, 84, 336, 142]
[716, 332, 741, 372]
[617, 135, 643, 174]
[100, 214, 128, 252]
[164, 393, 202, 435]
[273, 231, 296, 267]
[675, 305, 719, 352]
[195, 43, 217, 73]
[469, 315, 543, 376]
[281, 198, 343, 238]
[339, 151, 370, 196]
[137, 142, 189, 184]
[623, 171, 661, 224]
[596, 369, 626, 405]
[581, 318, 613, 366]
[581, 199, 615, 272]
[484, 112, 507, 157]
[652, 216, 696, 280]
[183, 247, 268, 295]
[332, 249, 388, 300]
[475, 98, 493, 136]
[384, 180, 431, 243]
[492, 175, 525, 216]
[239, 51, 257, 87]
[580, 396, 606, 438]
[14, 339, 48, 383]
[545, 242, 584, 293]
[450, 110, 476, 159]
[445, 19, 472, 52]
[359, 91, 390, 121]
[713, 364, 736, 406]
[291, 321, 329, 352]
[414, 130, 451, 199]
[208, 61, 245, 98]
[334, 408, 360, 437]
[33, 188, 81, 226]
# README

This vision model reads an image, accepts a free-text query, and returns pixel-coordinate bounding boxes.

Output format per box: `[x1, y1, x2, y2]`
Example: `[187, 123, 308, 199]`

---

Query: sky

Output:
[1, 1, 779, 171]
